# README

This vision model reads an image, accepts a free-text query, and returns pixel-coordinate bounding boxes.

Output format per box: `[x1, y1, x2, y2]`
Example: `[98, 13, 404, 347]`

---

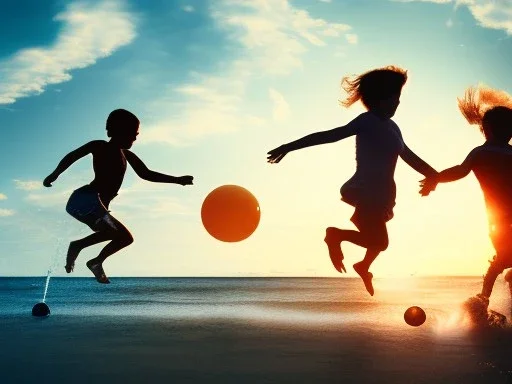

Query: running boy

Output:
[267, 66, 437, 296]
[43, 109, 194, 283]
[421, 86, 512, 310]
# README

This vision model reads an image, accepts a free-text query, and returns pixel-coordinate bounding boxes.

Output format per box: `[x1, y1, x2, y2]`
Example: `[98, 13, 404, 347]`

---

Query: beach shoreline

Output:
[2, 314, 512, 384]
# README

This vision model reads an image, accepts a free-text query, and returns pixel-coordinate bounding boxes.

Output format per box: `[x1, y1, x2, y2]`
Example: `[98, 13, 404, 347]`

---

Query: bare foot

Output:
[65, 241, 82, 273]
[353, 262, 374, 296]
[86, 260, 111, 284]
[324, 227, 346, 273]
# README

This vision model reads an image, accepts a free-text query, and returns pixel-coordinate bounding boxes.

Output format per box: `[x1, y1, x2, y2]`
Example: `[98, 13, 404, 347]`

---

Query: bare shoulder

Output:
[86, 140, 108, 152]
[122, 149, 146, 165]
[462, 145, 489, 167]
[122, 149, 139, 159]
[70, 140, 107, 158]
[122, 149, 149, 174]
[388, 118, 402, 130]
[468, 143, 512, 163]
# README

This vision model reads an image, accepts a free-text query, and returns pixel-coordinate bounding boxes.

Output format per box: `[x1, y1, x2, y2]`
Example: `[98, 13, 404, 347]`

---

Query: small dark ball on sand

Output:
[32, 302, 50, 317]
[404, 306, 426, 327]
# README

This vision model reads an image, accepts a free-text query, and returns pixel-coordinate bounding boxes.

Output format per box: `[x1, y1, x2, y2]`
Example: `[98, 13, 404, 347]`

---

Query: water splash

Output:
[42, 270, 51, 303]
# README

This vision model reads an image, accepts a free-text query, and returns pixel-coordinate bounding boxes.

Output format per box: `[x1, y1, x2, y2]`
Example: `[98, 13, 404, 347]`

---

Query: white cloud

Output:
[141, 0, 356, 145]
[14, 179, 43, 191]
[0, 193, 6, 200]
[268, 88, 291, 121]
[0, 209, 15, 217]
[26, 189, 72, 207]
[345, 33, 358, 44]
[392, 0, 512, 35]
[182, 5, 195, 12]
[392, 0, 452, 3]
[0, 0, 137, 105]
[446, 18, 454, 27]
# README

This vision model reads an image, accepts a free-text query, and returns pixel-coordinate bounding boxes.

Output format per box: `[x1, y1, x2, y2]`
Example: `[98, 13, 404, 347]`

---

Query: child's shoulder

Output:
[88, 139, 108, 146]
[354, 112, 401, 131]
[352, 111, 377, 127]
[83, 140, 109, 153]
[474, 143, 512, 155]
[467, 143, 512, 165]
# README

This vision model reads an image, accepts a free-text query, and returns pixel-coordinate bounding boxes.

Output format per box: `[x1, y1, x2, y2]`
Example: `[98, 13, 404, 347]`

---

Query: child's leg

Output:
[324, 226, 386, 273]
[481, 254, 509, 298]
[66, 232, 112, 273]
[325, 227, 347, 273]
[325, 212, 388, 295]
[353, 249, 380, 296]
[349, 211, 388, 296]
[86, 215, 134, 284]
[481, 227, 512, 298]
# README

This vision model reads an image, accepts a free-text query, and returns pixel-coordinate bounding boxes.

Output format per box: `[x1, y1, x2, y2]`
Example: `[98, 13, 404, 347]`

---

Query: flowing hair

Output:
[458, 85, 512, 137]
[340, 65, 408, 109]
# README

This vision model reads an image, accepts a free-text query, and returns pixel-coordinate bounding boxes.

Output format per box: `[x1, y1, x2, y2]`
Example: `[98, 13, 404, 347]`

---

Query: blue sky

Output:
[1, 0, 512, 278]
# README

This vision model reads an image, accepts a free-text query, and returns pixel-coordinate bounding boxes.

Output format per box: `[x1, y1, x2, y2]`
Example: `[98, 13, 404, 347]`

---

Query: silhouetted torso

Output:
[342, 111, 405, 208]
[470, 143, 512, 225]
[88, 140, 127, 207]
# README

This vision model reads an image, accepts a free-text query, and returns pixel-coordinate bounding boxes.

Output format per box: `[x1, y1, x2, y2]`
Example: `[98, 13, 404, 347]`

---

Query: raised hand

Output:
[43, 173, 58, 187]
[177, 175, 194, 186]
[267, 145, 289, 164]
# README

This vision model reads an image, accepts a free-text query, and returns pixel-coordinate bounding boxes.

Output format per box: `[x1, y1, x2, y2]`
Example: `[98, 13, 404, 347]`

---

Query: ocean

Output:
[1, 276, 512, 383]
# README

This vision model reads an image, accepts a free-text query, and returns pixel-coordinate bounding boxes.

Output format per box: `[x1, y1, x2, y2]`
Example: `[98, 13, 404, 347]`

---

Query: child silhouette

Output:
[267, 66, 437, 296]
[421, 86, 512, 311]
[43, 109, 194, 283]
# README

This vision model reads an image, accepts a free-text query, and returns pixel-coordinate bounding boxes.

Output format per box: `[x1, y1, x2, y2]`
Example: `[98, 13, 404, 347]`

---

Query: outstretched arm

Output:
[419, 152, 473, 196]
[43, 141, 101, 187]
[267, 123, 358, 164]
[124, 150, 193, 186]
[400, 144, 438, 178]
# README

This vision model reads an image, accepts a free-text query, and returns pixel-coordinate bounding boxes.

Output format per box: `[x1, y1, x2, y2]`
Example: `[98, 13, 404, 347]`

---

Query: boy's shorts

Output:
[349, 204, 394, 230]
[340, 186, 394, 230]
[66, 185, 117, 232]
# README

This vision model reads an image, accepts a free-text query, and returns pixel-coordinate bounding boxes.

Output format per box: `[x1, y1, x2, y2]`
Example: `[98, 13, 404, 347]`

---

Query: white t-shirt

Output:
[341, 111, 405, 208]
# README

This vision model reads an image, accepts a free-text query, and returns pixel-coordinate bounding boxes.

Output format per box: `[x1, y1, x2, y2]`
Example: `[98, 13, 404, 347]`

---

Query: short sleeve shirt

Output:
[341, 112, 405, 208]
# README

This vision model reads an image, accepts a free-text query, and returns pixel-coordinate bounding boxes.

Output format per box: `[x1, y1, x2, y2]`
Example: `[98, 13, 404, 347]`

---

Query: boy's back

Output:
[469, 143, 512, 224]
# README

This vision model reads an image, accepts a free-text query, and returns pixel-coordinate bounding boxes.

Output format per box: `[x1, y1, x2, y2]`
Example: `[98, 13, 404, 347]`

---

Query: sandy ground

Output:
[1, 314, 512, 383]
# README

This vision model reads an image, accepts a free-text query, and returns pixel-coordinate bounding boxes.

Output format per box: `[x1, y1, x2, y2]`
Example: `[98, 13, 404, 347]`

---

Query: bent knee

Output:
[112, 230, 133, 246]
[365, 235, 388, 251]
[374, 239, 389, 252]
[121, 232, 134, 246]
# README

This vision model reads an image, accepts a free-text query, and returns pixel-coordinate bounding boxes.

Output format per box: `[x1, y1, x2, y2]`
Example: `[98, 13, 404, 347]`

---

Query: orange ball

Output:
[404, 306, 426, 327]
[201, 185, 261, 242]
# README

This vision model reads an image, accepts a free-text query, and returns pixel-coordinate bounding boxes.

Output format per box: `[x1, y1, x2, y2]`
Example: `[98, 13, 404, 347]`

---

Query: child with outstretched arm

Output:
[421, 86, 512, 310]
[44, 109, 194, 283]
[267, 66, 437, 296]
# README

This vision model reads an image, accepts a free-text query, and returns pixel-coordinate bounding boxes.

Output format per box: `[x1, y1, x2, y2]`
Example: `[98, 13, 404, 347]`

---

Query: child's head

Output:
[340, 65, 408, 118]
[106, 109, 140, 148]
[458, 86, 512, 143]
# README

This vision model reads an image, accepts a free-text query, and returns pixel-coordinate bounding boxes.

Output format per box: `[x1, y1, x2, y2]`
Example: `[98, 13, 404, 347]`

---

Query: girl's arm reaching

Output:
[400, 144, 438, 178]
[124, 150, 194, 186]
[419, 150, 474, 196]
[267, 122, 358, 164]
[43, 141, 102, 187]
